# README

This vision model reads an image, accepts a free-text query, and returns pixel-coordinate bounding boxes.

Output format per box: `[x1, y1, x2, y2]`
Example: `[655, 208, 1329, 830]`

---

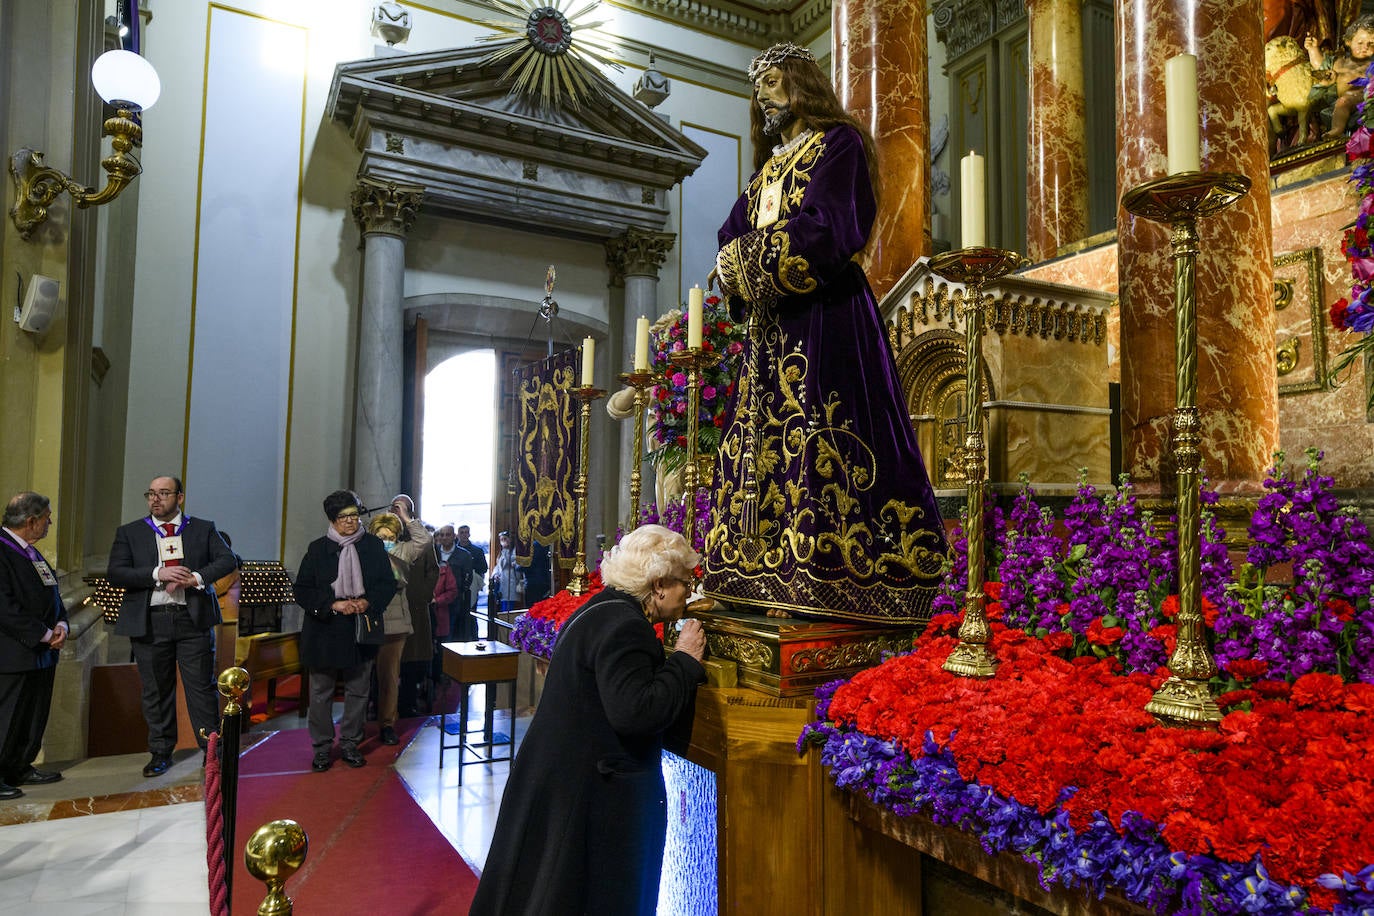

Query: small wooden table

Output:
[440, 640, 520, 783]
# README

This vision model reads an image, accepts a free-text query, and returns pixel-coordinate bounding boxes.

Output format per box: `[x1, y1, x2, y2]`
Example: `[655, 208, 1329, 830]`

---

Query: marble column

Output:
[1116, 0, 1276, 495]
[835, 0, 930, 302]
[349, 177, 424, 507]
[1025, 0, 1088, 262]
[606, 227, 675, 527]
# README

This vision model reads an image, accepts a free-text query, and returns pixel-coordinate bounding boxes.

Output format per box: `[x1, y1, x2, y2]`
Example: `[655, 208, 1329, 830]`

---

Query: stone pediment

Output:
[325, 41, 708, 241]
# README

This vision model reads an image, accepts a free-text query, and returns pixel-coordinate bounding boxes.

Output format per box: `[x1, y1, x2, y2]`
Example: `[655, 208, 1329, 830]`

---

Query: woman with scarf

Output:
[293, 489, 397, 772]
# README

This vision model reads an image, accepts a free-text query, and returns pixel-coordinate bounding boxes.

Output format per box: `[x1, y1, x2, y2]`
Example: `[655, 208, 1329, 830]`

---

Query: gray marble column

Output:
[605, 227, 675, 528]
[349, 177, 424, 507]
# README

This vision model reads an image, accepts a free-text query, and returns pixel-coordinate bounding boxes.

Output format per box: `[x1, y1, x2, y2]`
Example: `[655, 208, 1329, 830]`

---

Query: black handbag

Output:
[355, 611, 386, 645]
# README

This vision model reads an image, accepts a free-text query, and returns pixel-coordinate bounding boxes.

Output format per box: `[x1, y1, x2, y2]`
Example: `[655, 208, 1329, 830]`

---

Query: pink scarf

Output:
[326, 525, 365, 598]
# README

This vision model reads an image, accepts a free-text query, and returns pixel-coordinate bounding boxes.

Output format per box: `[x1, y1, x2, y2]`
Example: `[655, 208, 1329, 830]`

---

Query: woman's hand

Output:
[675, 618, 706, 663]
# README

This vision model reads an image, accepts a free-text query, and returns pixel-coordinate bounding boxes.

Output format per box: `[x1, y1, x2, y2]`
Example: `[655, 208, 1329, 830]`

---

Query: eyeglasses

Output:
[144, 490, 177, 500]
[335, 509, 361, 520]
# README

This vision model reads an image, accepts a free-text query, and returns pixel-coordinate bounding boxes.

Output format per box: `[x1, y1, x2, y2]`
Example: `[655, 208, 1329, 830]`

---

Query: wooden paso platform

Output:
[667, 604, 915, 697]
[673, 606, 1155, 915]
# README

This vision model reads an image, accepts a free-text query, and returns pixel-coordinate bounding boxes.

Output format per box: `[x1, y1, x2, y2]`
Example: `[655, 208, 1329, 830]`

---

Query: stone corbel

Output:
[604, 226, 676, 287]
[350, 176, 424, 237]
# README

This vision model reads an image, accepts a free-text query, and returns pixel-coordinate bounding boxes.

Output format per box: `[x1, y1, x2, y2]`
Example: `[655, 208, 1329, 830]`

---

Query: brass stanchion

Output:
[1122, 171, 1249, 726]
[567, 384, 606, 595]
[217, 666, 250, 911]
[669, 348, 717, 542]
[928, 247, 1027, 678]
[618, 370, 654, 531]
[244, 819, 308, 916]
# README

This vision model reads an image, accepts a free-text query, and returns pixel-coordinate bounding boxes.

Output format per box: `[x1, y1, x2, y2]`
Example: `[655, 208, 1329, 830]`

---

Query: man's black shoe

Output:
[311, 750, 332, 772]
[10, 767, 61, 786]
[142, 754, 172, 778]
[380, 726, 399, 746]
[0, 782, 23, 800]
[340, 746, 366, 768]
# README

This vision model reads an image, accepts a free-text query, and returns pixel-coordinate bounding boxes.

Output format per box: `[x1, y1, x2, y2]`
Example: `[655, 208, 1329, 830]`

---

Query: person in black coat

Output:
[108, 475, 236, 777]
[0, 492, 68, 799]
[293, 490, 397, 772]
[470, 524, 706, 916]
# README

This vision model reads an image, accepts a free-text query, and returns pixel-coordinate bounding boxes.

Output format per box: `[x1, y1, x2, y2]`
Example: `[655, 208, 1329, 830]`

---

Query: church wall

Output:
[1271, 173, 1374, 488]
[119, 0, 762, 567]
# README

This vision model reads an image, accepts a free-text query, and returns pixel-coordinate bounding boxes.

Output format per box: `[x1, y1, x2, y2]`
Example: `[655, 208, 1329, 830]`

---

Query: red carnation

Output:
[984, 581, 1004, 600]
[1252, 679, 1292, 700]
[1216, 689, 1256, 710]
[1043, 631, 1073, 652]
[1160, 595, 1179, 618]
[1086, 617, 1124, 646]
[1326, 598, 1357, 622]
[1290, 672, 1345, 710]
[1223, 658, 1269, 681]
[1331, 297, 1350, 330]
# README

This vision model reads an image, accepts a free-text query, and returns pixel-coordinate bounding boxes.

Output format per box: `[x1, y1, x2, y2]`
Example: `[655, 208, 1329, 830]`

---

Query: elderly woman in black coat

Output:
[293, 489, 397, 772]
[470, 523, 707, 916]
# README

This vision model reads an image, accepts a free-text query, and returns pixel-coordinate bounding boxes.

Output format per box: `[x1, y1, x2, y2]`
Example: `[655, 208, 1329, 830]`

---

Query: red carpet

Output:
[231, 721, 478, 914]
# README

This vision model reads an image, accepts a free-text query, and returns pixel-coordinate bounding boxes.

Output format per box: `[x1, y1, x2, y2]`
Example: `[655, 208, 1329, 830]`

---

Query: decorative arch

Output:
[894, 329, 996, 490]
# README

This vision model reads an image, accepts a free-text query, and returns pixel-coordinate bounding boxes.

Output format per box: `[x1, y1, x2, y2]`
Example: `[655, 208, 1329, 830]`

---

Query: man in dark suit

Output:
[435, 525, 475, 640]
[108, 476, 235, 777]
[0, 492, 68, 799]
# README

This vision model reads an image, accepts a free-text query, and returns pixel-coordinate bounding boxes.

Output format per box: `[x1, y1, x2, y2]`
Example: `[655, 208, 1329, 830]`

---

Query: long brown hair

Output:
[749, 57, 879, 194]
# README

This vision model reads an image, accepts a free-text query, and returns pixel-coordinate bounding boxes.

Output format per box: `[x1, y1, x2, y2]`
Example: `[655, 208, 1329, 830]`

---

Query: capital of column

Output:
[350, 177, 424, 238]
[605, 227, 676, 287]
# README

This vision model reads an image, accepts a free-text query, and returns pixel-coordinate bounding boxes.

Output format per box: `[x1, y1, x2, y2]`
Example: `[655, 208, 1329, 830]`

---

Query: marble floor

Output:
[0, 690, 524, 913]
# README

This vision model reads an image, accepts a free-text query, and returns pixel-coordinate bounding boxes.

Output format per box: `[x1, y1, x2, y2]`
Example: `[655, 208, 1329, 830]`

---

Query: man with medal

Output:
[0, 492, 68, 799]
[108, 476, 235, 777]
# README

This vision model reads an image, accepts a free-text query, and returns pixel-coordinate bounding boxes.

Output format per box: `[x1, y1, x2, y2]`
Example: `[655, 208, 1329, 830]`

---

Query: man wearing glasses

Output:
[108, 476, 235, 777]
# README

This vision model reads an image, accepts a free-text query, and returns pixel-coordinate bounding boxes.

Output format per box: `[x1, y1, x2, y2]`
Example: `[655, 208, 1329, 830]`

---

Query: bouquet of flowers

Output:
[647, 295, 745, 472]
[1332, 58, 1374, 407]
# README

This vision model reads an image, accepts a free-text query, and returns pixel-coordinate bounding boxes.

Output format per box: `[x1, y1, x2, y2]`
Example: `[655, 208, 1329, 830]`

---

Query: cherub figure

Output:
[1306, 15, 1374, 137]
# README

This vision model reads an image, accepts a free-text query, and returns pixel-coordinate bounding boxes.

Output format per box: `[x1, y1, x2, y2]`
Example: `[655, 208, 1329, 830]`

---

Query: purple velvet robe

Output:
[703, 124, 949, 625]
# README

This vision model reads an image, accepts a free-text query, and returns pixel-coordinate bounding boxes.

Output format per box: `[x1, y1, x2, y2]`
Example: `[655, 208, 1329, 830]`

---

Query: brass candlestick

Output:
[567, 385, 607, 595]
[1122, 170, 1249, 727]
[619, 370, 655, 531]
[670, 348, 718, 544]
[928, 247, 1027, 678]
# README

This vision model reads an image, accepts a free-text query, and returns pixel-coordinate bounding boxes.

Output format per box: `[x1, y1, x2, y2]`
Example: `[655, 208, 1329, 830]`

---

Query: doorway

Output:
[421, 349, 497, 559]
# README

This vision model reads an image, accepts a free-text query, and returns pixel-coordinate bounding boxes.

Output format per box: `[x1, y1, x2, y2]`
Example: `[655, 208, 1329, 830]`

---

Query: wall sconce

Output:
[8, 49, 161, 240]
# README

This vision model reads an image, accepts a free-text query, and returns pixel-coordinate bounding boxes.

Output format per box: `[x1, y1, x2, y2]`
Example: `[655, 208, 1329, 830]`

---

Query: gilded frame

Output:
[1274, 247, 1329, 396]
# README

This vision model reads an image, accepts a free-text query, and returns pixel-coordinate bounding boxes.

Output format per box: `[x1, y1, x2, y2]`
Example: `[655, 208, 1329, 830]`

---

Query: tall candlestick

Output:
[1165, 53, 1200, 174]
[634, 316, 650, 371]
[581, 336, 595, 386]
[960, 151, 985, 249]
[688, 286, 704, 349]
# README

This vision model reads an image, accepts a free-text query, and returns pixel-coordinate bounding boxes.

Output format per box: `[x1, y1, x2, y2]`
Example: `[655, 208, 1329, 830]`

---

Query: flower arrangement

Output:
[1331, 58, 1374, 408]
[647, 295, 744, 472]
[800, 627, 1374, 915]
[638, 491, 711, 554]
[800, 449, 1374, 912]
[931, 450, 1374, 688]
[509, 570, 603, 657]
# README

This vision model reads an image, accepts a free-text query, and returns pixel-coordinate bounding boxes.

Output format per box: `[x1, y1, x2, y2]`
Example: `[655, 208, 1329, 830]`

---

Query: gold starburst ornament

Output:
[479, 0, 622, 110]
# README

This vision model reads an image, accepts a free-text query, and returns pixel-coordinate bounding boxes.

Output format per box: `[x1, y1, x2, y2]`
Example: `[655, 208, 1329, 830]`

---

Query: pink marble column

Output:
[1026, 0, 1089, 262]
[835, 0, 930, 302]
[1116, 0, 1277, 494]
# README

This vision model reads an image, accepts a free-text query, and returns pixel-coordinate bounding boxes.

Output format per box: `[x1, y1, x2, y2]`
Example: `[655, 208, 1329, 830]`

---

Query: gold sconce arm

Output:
[9, 108, 144, 240]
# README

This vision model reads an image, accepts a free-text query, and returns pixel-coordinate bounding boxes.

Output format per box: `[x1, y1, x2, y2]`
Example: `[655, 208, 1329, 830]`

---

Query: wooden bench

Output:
[234, 631, 305, 717]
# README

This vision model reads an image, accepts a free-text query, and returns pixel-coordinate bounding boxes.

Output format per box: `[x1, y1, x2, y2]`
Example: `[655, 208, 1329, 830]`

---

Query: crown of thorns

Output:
[748, 43, 817, 82]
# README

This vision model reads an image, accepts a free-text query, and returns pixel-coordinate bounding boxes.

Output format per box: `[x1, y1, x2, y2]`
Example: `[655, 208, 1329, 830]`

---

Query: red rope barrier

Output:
[204, 731, 230, 916]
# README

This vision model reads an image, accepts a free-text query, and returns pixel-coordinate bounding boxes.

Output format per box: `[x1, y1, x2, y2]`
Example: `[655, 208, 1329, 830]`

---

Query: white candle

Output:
[688, 286, 704, 349]
[960, 151, 985, 249]
[581, 336, 595, 386]
[1165, 53, 1200, 174]
[634, 316, 650, 371]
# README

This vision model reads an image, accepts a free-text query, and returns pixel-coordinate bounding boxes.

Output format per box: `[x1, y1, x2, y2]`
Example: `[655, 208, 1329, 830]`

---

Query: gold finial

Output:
[218, 666, 251, 717]
[244, 819, 308, 916]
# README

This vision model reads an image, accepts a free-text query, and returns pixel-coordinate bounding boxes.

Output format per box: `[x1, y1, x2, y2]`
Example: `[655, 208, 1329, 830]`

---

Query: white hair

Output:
[598, 524, 699, 601]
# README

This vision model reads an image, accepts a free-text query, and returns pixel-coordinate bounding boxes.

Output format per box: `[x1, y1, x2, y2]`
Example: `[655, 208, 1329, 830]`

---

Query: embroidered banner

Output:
[511, 348, 579, 566]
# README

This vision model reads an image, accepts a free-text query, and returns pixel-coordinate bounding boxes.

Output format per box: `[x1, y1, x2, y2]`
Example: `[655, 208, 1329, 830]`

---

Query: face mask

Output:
[382, 539, 396, 551]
